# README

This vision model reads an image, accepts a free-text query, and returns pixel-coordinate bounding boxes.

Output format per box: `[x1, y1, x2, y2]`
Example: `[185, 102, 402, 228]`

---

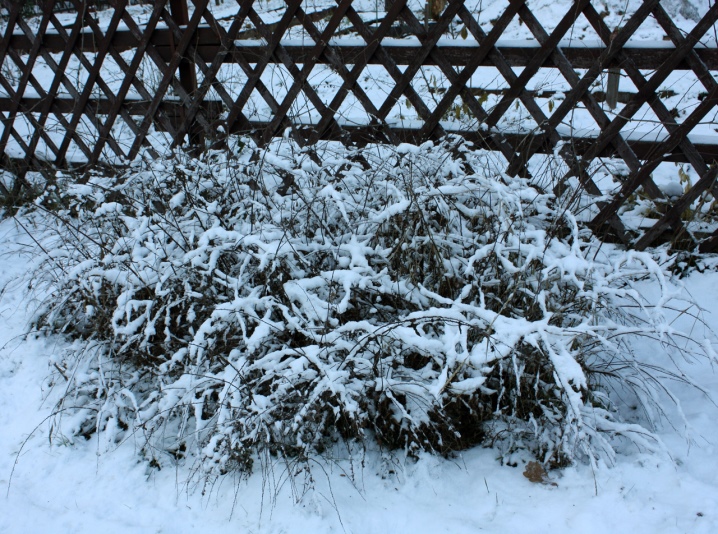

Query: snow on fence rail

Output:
[1, 0, 717, 251]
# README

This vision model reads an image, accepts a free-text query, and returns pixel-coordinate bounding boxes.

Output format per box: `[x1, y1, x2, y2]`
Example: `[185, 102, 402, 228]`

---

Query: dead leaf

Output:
[523, 461, 548, 484]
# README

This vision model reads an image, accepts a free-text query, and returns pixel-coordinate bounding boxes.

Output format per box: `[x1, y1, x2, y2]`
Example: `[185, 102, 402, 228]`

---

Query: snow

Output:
[1, 187, 718, 534]
[2, 0, 718, 531]
[0, 281, 717, 534]
[234, 37, 718, 49]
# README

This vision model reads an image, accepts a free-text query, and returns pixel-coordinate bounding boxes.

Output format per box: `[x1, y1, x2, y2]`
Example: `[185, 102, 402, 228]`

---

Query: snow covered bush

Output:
[29, 138, 713, 479]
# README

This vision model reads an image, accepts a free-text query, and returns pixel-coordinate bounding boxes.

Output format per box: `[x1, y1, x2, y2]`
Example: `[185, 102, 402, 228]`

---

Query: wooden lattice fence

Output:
[1, 0, 717, 250]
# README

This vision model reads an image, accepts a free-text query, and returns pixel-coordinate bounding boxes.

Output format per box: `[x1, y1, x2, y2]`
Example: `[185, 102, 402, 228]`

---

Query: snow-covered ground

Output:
[0, 204, 717, 533]
[2, 1, 718, 532]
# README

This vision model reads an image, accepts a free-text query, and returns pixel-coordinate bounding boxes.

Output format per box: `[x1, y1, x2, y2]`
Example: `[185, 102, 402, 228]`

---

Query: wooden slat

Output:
[34, 10, 122, 163]
[590, 83, 718, 230]
[542, 0, 661, 169]
[588, 3, 718, 231]
[0, 2, 55, 159]
[486, 0, 592, 130]
[2, 0, 717, 252]
[396, 0, 535, 176]
[24, 8, 87, 164]
[7, 95, 716, 162]
[166, 0, 251, 147]
[521, 0, 668, 240]
[55, 0, 128, 163]
[98, 1, 183, 158]
[223, 0, 305, 141]
[342, 5, 439, 133]
[418, 0, 524, 142]
[634, 165, 718, 250]
[8, 30, 718, 70]
[78, 2, 166, 167]
[512, 4, 652, 179]
[302, 0, 411, 146]
[580, 3, 707, 246]
[168, 0, 202, 145]
[650, 5, 718, 180]
[51, 2, 130, 165]
[154, 1, 217, 140]
[294, 0, 393, 145]
[242, 3, 349, 148]
[582, 4, 694, 180]
[577, 2, 718, 179]
[254, 3, 345, 144]
[15, 7, 137, 164]
[0, 1, 22, 69]
[377, 0, 463, 123]
[506, 0, 668, 244]
[1, 8, 80, 163]
[0, 96, 220, 117]
[125, 0, 212, 160]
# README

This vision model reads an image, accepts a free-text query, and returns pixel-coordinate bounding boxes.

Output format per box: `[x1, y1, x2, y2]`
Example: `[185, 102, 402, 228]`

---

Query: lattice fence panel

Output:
[1, 0, 717, 249]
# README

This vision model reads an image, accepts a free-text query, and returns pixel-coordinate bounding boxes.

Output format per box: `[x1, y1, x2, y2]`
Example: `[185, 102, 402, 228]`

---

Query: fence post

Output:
[169, 0, 203, 147]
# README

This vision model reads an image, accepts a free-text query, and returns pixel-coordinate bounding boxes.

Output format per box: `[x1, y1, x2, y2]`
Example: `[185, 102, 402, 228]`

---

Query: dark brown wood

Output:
[169, 0, 202, 145]
[419, 0, 523, 142]
[2, 0, 717, 252]
[580, 3, 707, 246]
[299, 0, 398, 145]
[590, 82, 718, 231]
[396, 0, 537, 177]
[158, 4, 221, 140]
[260, 2, 350, 145]
[377, 0, 462, 122]
[699, 229, 718, 253]
[0, 96, 220, 118]
[634, 165, 718, 250]
[487, 0, 592, 129]
[166, 0, 251, 147]
[543, 0, 661, 161]
[126, 0, 212, 160]
[36, 9, 123, 163]
[108, 3, 185, 143]
[0, 1, 22, 70]
[83, 1, 172, 166]
[344, 3, 440, 131]
[514, 0, 666, 218]
[0, 1, 56, 161]
[223, 0, 305, 142]
[24, 8, 87, 165]
[589, 3, 718, 231]
[650, 3, 718, 190]
[233, 6, 335, 41]
[3, 95, 715, 162]
[8, 29, 718, 70]
[582, 4, 691, 179]
[53, 1, 129, 166]
[504, 0, 668, 247]
[302, 0, 412, 146]
[240, 2, 344, 147]
[581, 2, 718, 176]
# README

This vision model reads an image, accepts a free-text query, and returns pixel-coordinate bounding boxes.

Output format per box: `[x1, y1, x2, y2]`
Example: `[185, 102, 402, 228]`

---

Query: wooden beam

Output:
[8, 30, 718, 69]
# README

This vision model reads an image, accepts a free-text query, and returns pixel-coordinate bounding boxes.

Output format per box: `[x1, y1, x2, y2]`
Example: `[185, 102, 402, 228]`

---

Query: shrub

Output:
[29, 139, 713, 480]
